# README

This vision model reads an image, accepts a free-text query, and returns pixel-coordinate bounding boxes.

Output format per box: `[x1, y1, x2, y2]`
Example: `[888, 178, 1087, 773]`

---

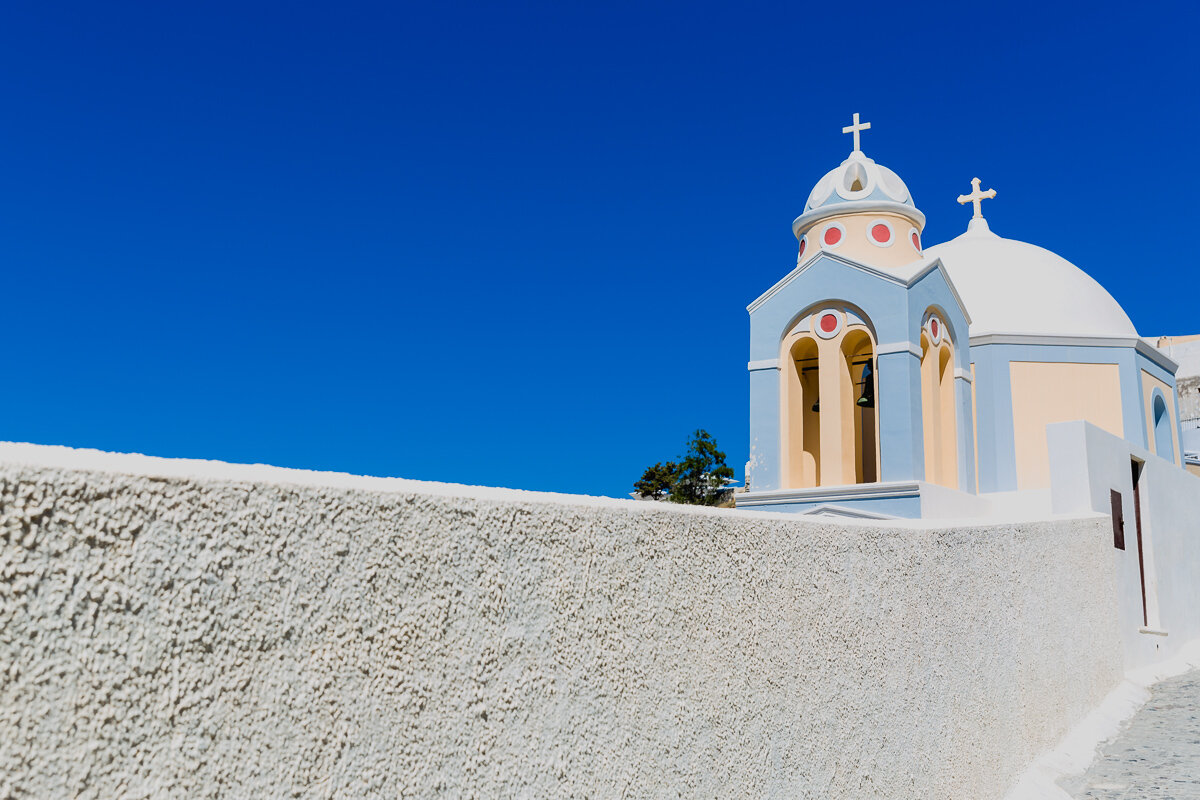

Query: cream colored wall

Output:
[797, 212, 922, 270]
[783, 338, 820, 487]
[1141, 370, 1181, 465]
[818, 332, 857, 486]
[1010, 361, 1123, 490]
[938, 347, 958, 489]
[921, 337, 957, 489]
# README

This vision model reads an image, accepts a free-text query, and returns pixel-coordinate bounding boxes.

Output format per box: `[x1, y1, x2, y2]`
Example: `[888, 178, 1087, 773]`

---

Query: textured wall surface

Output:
[1178, 375, 1199, 424]
[0, 445, 1124, 799]
[1048, 420, 1200, 670]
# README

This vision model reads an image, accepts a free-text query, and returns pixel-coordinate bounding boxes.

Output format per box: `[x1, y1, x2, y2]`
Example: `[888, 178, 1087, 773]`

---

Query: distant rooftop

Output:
[1156, 335, 1200, 380]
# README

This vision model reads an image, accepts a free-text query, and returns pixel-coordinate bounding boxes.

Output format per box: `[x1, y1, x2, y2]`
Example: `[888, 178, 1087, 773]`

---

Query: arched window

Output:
[920, 314, 958, 489]
[1153, 392, 1175, 463]
[780, 306, 878, 488]
[842, 329, 878, 484]
[785, 337, 820, 488]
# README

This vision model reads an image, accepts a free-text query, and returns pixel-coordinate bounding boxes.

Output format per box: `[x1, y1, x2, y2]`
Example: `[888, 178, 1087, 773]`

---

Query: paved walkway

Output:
[1062, 669, 1200, 799]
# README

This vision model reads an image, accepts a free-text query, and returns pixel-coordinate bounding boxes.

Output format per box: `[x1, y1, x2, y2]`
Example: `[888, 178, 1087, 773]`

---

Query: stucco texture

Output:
[0, 448, 1123, 799]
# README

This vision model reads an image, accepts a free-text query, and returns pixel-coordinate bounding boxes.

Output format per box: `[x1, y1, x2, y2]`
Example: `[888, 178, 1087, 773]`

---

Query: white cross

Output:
[957, 177, 996, 218]
[842, 113, 871, 152]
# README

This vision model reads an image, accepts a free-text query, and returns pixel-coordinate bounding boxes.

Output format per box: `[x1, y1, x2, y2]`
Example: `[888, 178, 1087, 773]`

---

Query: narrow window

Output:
[1109, 489, 1125, 550]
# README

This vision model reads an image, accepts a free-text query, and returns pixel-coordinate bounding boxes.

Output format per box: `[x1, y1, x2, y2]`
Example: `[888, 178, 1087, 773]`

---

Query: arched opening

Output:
[1153, 393, 1174, 463]
[842, 329, 878, 484]
[784, 336, 820, 488]
[937, 345, 958, 488]
[920, 325, 958, 489]
[780, 305, 879, 489]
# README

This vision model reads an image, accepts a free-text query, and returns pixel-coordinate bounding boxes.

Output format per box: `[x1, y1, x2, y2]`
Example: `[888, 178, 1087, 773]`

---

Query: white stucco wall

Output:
[0, 443, 1124, 799]
[1048, 421, 1200, 670]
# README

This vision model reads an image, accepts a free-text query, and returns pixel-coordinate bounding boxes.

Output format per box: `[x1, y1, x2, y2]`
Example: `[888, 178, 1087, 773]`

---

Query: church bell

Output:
[856, 360, 875, 408]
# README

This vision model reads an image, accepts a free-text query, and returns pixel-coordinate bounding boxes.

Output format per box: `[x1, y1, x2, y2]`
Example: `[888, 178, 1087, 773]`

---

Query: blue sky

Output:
[0, 1, 1196, 497]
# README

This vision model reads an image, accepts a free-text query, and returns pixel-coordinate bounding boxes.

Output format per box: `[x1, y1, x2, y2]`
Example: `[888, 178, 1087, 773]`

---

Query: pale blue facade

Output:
[746, 252, 974, 498]
[740, 140, 1186, 520]
[969, 341, 1180, 493]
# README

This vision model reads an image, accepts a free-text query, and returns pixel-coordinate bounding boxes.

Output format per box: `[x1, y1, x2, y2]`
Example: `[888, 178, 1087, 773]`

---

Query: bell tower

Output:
[742, 115, 975, 515]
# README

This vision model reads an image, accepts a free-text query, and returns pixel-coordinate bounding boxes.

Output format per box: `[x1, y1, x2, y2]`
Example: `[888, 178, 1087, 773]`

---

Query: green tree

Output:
[634, 429, 736, 506]
[632, 461, 677, 501]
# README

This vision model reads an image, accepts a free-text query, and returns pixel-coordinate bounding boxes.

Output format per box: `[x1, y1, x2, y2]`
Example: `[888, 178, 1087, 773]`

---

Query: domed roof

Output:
[792, 150, 925, 238]
[924, 219, 1138, 339]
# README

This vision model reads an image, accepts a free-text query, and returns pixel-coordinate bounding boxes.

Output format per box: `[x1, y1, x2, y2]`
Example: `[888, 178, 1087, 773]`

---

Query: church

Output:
[738, 114, 1188, 520]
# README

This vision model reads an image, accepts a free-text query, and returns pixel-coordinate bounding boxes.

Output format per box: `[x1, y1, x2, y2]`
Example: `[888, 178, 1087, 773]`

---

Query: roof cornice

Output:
[969, 334, 1181, 374]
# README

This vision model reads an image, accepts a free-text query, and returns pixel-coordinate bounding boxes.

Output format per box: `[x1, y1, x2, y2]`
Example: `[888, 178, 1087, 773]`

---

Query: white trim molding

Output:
[877, 341, 922, 358]
[748, 359, 780, 372]
[969, 333, 1180, 374]
[738, 481, 921, 508]
[798, 504, 897, 520]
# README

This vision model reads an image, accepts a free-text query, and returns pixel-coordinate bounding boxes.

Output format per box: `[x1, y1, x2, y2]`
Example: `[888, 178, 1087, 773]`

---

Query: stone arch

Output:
[920, 308, 958, 489]
[918, 302, 959, 352]
[778, 299, 877, 351]
[783, 336, 820, 488]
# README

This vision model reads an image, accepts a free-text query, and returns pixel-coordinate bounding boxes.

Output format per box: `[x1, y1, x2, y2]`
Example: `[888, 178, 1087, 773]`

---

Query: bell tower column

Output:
[876, 343, 925, 482]
[816, 335, 856, 485]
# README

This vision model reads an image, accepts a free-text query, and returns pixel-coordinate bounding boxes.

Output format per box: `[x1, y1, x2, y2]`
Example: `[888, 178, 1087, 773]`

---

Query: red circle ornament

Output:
[820, 313, 839, 333]
[798, 238, 806, 259]
[871, 223, 890, 243]
[930, 319, 939, 338]
[911, 231, 920, 250]
[823, 226, 842, 246]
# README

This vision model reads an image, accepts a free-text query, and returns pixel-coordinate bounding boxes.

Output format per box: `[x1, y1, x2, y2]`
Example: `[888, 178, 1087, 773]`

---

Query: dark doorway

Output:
[1131, 459, 1147, 627]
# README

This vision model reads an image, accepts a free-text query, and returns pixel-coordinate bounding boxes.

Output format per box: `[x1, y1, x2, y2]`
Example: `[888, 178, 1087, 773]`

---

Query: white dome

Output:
[924, 219, 1137, 339]
[805, 151, 912, 211]
[792, 150, 925, 238]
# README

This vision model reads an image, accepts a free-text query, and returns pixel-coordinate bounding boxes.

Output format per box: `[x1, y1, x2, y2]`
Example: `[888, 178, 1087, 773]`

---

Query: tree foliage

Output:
[634, 429, 736, 506]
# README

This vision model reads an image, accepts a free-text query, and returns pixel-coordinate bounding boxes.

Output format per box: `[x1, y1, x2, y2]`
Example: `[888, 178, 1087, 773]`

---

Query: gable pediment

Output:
[747, 252, 903, 314]
[747, 251, 971, 325]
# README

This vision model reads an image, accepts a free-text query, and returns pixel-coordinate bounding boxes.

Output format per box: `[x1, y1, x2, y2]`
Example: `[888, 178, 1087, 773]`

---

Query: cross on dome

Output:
[957, 177, 996, 219]
[842, 113, 871, 152]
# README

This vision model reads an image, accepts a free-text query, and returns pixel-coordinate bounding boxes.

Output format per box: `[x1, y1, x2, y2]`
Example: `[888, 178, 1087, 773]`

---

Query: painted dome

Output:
[924, 219, 1137, 339]
[792, 150, 925, 238]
